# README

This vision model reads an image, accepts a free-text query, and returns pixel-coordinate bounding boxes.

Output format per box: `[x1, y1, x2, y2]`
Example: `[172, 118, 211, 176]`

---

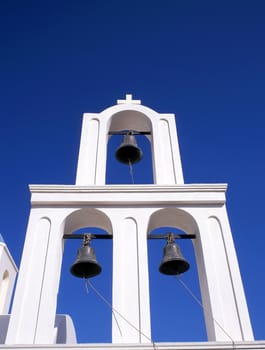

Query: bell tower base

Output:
[6, 184, 253, 344]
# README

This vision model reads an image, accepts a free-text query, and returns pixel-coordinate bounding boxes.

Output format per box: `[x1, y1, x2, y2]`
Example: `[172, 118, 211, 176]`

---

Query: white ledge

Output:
[28, 184, 228, 207]
[0, 341, 265, 350]
[29, 184, 228, 193]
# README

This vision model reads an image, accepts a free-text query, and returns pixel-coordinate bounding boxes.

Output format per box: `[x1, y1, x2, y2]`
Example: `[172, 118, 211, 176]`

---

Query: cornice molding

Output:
[29, 184, 228, 194]
[28, 184, 228, 207]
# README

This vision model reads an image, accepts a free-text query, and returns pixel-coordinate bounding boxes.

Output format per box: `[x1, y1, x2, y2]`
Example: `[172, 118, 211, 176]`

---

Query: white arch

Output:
[147, 207, 199, 235]
[64, 208, 113, 236]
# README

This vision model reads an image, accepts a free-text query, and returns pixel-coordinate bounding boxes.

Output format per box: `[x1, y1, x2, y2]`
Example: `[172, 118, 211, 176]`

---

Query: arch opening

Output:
[147, 209, 207, 342]
[57, 209, 113, 343]
[106, 110, 154, 184]
[106, 131, 153, 184]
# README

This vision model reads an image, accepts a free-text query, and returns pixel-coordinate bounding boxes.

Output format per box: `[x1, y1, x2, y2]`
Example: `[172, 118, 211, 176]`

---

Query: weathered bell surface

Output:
[115, 132, 143, 164]
[159, 241, 190, 275]
[70, 244, 102, 278]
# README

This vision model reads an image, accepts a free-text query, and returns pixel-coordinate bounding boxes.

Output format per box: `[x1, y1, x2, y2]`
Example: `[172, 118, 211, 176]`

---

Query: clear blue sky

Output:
[0, 0, 264, 344]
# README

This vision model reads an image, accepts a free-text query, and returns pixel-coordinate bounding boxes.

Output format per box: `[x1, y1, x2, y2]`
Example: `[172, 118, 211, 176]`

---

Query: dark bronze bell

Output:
[115, 131, 143, 164]
[70, 238, 102, 278]
[159, 236, 190, 275]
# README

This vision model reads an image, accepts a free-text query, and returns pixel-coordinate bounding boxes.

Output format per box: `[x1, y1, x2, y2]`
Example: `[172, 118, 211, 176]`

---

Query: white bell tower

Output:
[75, 94, 184, 185]
[5, 95, 254, 346]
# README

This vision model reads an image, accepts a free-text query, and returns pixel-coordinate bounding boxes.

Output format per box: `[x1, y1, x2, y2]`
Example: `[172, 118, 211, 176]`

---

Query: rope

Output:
[175, 275, 235, 348]
[128, 159, 135, 184]
[84, 278, 123, 337]
[85, 279, 158, 349]
[84, 275, 235, 349]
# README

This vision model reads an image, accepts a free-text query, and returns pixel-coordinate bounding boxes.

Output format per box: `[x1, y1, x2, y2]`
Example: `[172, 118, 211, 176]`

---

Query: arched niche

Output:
[57, 208, 113, 343]
[147, 208, 206, 341]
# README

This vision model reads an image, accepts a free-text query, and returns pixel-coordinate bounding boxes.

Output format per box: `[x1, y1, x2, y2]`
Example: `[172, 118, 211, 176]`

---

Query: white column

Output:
[111, 210, 151, 343]
[193, 207, 253, 341]
[33, 214, 64, 343]
[218, 207, 254, 340]
[94, 120, 108, 185]
[152, 114, 184, 185]
[75, 114, 108, 185]
[6, 209, 65, 344]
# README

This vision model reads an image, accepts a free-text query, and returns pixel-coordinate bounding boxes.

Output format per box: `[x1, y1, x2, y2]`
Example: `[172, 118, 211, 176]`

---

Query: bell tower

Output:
[75, 94, 184, 186]
[6, 95, 254, 346]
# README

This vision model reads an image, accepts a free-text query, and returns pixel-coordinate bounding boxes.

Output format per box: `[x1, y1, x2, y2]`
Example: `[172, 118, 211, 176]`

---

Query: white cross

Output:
[117, 94, 141, 105]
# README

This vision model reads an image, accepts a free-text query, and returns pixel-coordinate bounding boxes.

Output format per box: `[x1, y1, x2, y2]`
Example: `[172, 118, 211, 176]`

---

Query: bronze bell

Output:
[70, 236, 102, 278]
[115, 131, 143, 164]
[159, 235, 190, 275]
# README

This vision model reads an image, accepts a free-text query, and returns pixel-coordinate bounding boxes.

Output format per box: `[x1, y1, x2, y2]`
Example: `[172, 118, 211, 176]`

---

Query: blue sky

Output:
[0, 0, 265, 344]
